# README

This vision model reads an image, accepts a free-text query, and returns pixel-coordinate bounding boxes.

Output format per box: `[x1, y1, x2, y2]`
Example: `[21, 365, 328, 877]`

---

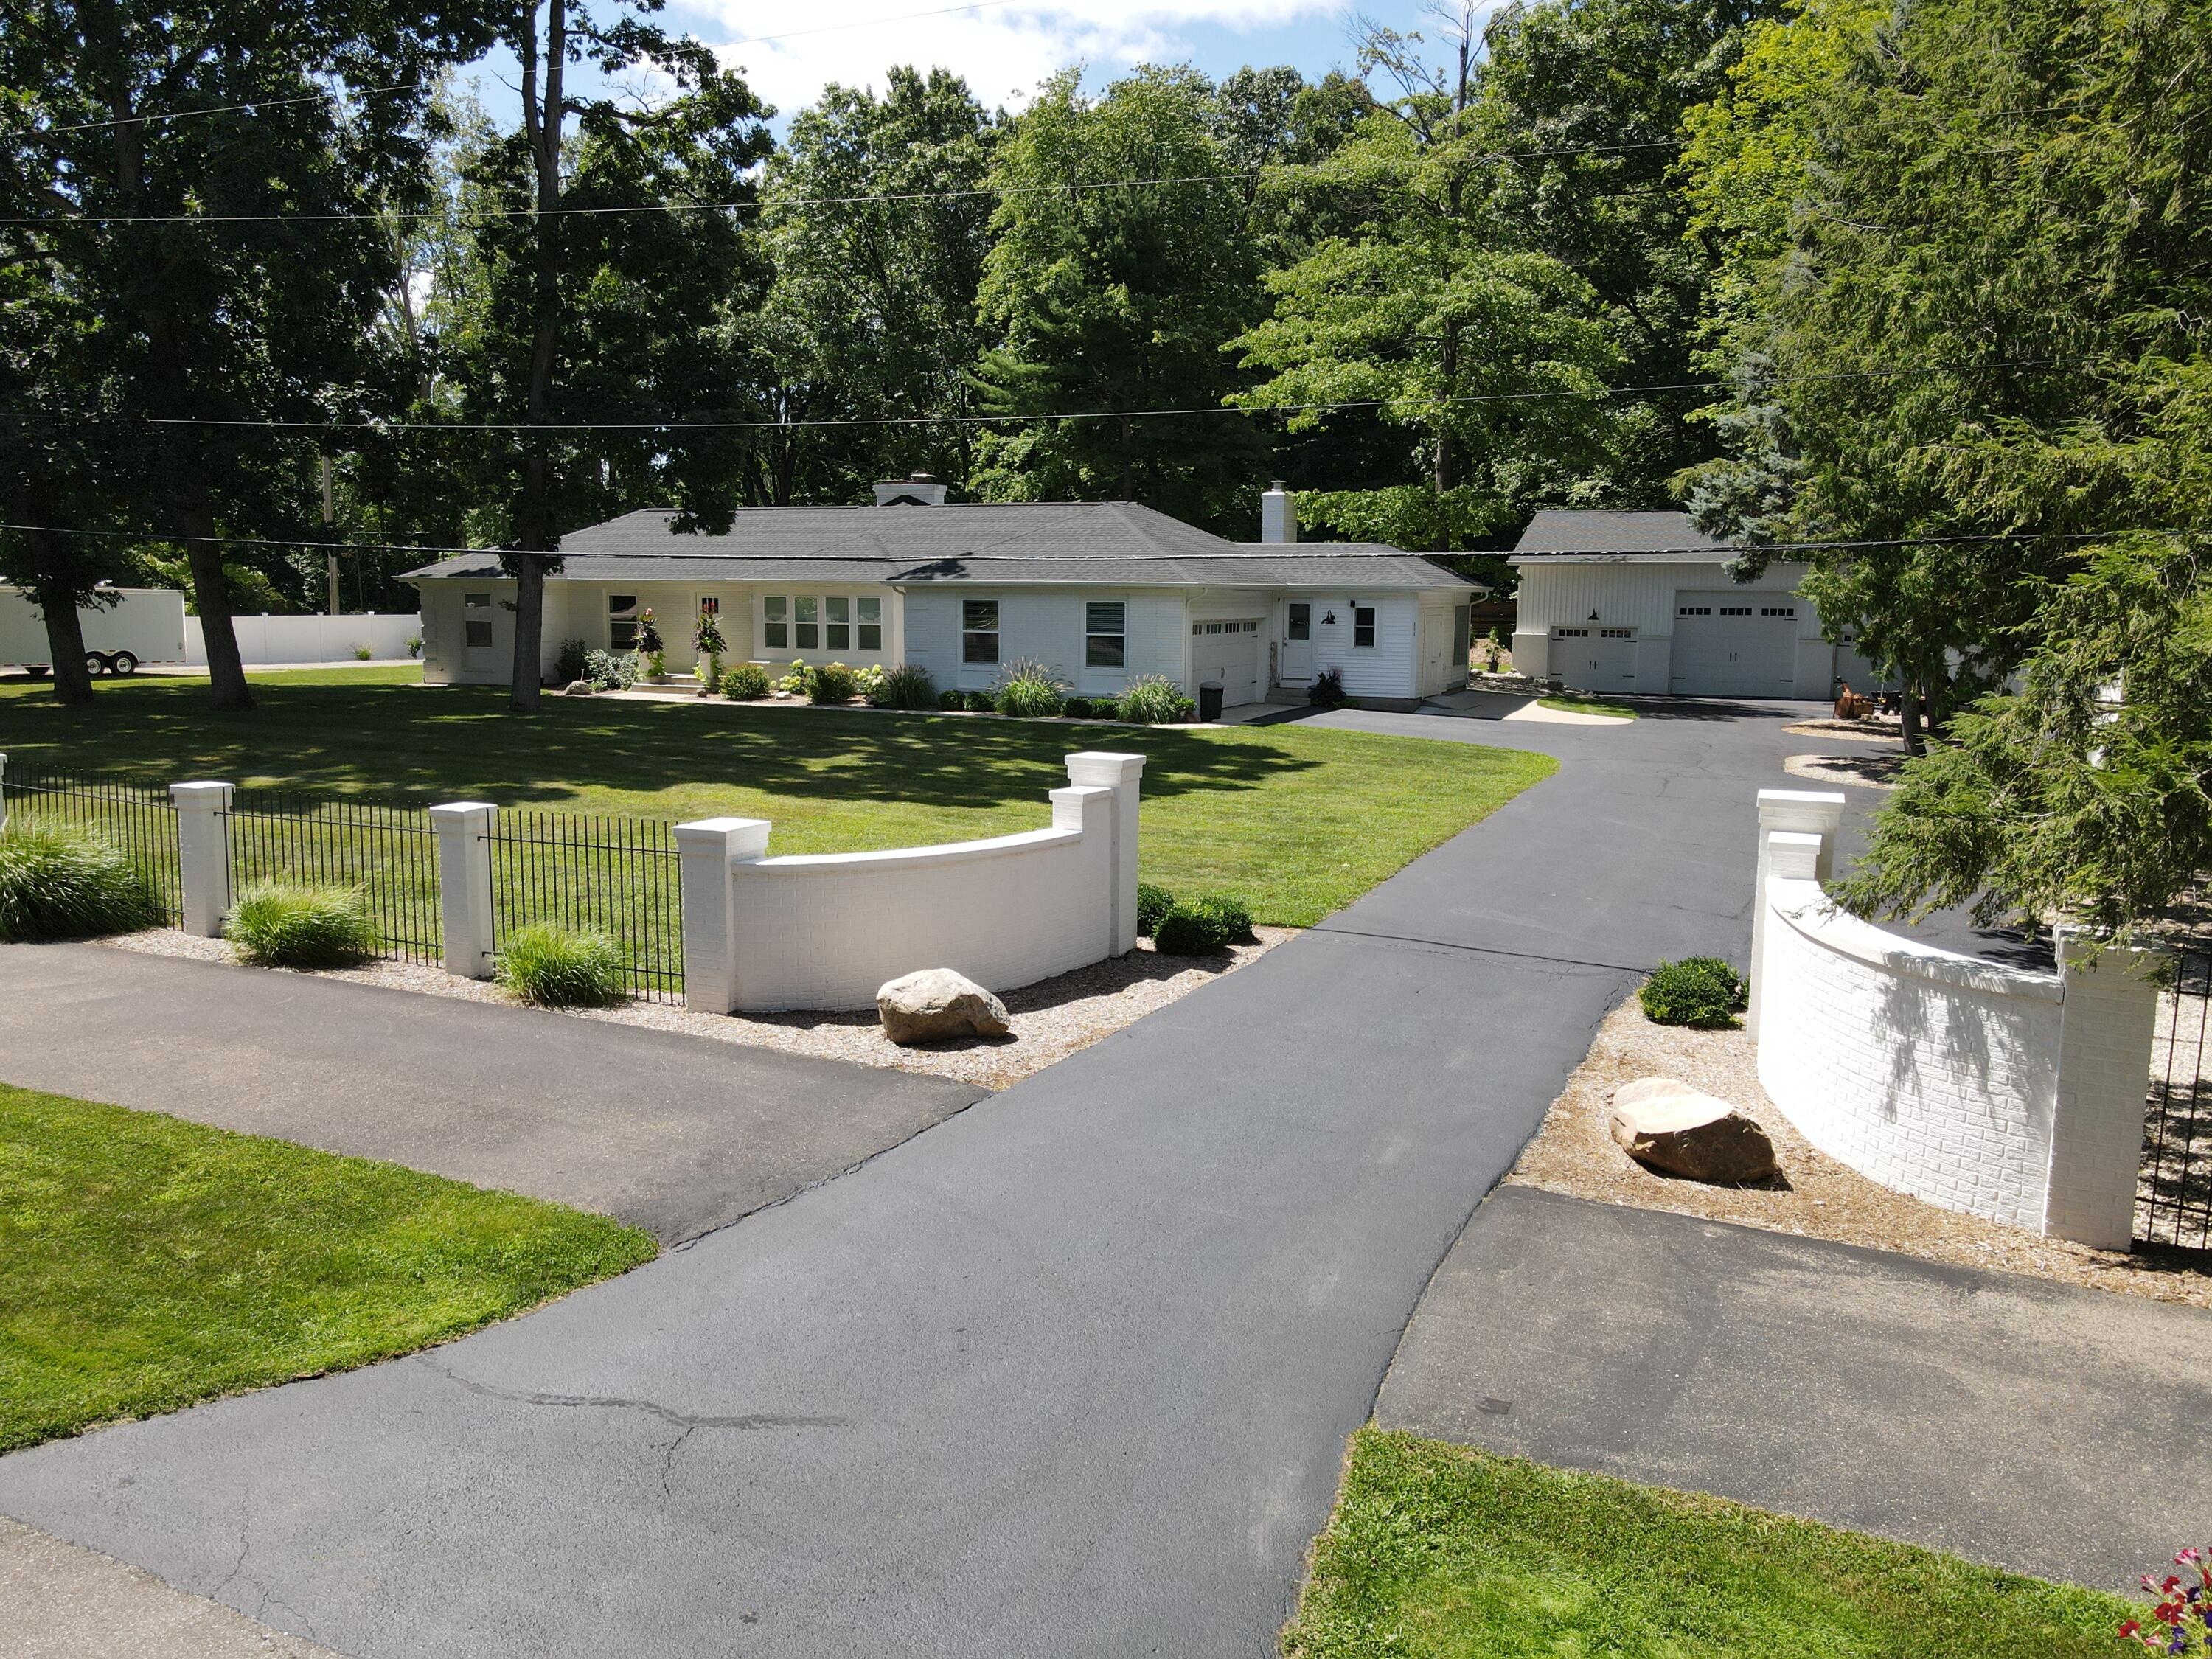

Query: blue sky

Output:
[461, 1, 1465, 135]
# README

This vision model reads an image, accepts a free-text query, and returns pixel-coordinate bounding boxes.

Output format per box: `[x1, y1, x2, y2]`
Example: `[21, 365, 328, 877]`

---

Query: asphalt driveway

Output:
[0, 698, 1877, 1656]
[0, 943, 985, 1243]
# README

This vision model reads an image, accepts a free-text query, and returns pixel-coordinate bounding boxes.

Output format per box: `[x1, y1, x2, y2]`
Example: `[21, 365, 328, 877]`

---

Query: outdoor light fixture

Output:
[1588, 610, 1600, 621]
[1322, 610, 1338, 625]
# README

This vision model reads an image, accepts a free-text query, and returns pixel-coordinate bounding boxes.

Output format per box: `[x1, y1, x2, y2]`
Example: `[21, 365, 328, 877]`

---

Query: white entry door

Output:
[1192, 619, 1263, 703]
[1669, 594, 1798, 697]
[462, 591, 498, 676]
[1419, 608, 1453, 695]
[1280, 602, 1314, 682]
[1551, 625, 1637, 692]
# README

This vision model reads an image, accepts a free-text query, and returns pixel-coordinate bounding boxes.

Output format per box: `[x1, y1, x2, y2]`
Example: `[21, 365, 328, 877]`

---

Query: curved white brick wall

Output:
[1758, 876, 2065, 1230]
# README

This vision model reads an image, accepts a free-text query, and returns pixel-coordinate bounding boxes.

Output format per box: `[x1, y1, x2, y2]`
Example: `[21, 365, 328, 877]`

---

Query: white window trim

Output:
[757, 589, 891, 661]
[1079, 594, 1132, 694]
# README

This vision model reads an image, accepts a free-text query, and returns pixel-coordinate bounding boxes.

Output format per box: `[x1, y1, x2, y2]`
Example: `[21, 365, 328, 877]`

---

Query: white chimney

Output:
[1260, 481, 1298, 544]
[874, 472, 949, 507]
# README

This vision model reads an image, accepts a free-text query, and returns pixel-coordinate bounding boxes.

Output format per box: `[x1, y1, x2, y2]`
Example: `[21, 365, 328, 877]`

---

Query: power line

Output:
[7, 0, 1033, 139]
[0, 358, 2076, 435]
[0, 142, 1681, 229]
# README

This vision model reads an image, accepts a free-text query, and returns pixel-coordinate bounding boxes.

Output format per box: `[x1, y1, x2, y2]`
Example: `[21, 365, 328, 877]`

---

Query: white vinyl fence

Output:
[187, 613, 420, 666]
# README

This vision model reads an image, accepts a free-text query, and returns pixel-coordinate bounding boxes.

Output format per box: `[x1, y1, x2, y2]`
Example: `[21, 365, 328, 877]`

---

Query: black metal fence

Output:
[1, 766, 184, 925]
[221, 789, 444, 965]
[487, 809, 684, 1003]
[2140, 947, 2212, 1253]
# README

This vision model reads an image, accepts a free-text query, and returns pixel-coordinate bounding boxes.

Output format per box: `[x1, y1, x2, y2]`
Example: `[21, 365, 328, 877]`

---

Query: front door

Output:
[1420, 608, 1451, 695]
[1281, 602, 1313, 682]
[462, 592, 496, 676]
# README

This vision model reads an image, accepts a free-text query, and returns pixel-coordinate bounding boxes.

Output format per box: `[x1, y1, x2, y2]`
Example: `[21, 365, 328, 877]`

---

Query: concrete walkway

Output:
[1, 698, 1871, 1656]
[0, 944, 986, 1243]
[1380, 1186, 2212, 1593]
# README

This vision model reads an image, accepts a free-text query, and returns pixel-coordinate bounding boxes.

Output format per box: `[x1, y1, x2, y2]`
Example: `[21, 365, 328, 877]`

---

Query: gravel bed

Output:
[1782, 752, 1905, 790]
[94, 926, 1289, 1091]
[1506, 994, 2212, 1310]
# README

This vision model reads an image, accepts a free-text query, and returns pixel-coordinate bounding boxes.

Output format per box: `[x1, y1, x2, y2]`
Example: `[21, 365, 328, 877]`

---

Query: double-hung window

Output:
[1352, 605, 1377, 649]
[825, 597, 850, 652]
[858, 597, 883, 653]
[962, 599, 1000, 665]
[793, 597, 820, 650]
[607, 593, 639, 650]
[1085, 602, 1125, 669]
[763, 596, 788, 650]
[763, 594, 888, 655]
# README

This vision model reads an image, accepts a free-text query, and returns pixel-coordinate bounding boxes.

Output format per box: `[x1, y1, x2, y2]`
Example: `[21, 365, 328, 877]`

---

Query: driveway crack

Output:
[414, 1356, 846, 1432]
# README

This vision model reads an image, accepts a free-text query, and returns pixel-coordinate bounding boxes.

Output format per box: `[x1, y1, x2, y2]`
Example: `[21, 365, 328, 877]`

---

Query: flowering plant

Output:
[2122, 1548, 2211, 1655]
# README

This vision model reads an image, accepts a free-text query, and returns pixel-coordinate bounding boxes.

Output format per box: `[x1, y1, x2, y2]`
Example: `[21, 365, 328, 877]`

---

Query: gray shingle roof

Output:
[400, 504, 1470, 591]
[1510, 509, 1735, 563]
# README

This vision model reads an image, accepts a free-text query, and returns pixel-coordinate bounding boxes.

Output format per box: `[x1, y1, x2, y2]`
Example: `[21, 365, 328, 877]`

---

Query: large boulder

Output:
[876, 969, 1012, 1046]
[1608, 1077, 1778, 1184]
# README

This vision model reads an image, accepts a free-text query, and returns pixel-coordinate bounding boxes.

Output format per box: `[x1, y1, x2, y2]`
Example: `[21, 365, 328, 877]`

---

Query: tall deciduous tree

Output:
[0, 0, 501, 709]
[457, 0, 770, 710]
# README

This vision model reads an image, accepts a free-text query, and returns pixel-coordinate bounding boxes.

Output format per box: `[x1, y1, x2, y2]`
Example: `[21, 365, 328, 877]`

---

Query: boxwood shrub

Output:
[496, 922, 625, 1006]
[1638, 956, 1748, 1029]
[226, 883, 378, 968]
[1153, 902, 1236, 956]
[964, 690, 995, 713]
[0, 827, 161, 942]
[1136, 882, 1176, 937]
[939, 687, 967, 711]
[721, 661, 771, 700]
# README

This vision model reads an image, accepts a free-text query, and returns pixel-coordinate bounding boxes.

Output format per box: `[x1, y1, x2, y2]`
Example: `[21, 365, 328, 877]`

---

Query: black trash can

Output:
[1197, 681, 1225, 722]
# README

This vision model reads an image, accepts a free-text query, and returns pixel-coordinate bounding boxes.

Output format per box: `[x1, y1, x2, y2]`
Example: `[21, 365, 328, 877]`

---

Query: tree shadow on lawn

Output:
[0, 678, 1326, 813]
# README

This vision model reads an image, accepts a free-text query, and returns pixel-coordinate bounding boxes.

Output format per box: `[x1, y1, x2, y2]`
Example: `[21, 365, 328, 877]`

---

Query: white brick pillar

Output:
[170, 781, 235, 938]
[1065, 751, 1145, 956]
[1750, 789, 1846, 1037]
[675, 816, 772, 1014]
[428, 801, 498, 979]
[2042, 931, 2165, 1248]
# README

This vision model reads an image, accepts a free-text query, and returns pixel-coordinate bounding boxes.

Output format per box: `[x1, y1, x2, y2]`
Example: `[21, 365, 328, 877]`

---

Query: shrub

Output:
[871, 663, 937, 709]
[1308, 666, 1348, 706]
[721, 661, 771, 700]
[1116, 675, 1187, 725]
[353, 644, 373, 661]
[1189, 894, 1254, 942]
[992, 655, 1065, 719]
[554, 638, 590, 684]
[939, 687, 968, 712]
[964, 690, 995, 712]
[810, 661, 858, 705]
[1136, 882, 1177, 937]
[779, 658, 813, 697]
[1638, 956, 1749, 1029]
[495, 922, 625, 1007]
[582, 648, 637, 691]
[1062, 695, 1094, 719]
[1153, 902, 1237, 955]
[225, 883, 378, 968]
[407, 634, 423, 660]
[0, 827, 161, 942]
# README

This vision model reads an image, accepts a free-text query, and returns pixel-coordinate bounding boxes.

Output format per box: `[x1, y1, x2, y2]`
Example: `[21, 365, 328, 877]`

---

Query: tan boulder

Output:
[876, 969, 1012, 1046]
[1608, 1077, 1778, 1184]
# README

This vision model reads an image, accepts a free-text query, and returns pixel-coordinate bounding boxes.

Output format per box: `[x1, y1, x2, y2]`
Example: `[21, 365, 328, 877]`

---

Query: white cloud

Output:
[696, 0, 1344, 117]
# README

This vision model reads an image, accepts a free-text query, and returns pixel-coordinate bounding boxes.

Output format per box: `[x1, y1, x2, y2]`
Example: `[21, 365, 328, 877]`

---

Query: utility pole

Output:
[321, 454, 338, 615]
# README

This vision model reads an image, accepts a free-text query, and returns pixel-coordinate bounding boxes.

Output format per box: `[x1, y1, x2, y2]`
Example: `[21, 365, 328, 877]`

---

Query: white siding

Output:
[1513, 560, 1829, 695]
[1307, 593, 1417, 699]
[1126, 594, 1187, 689]
[901, 588, 959, 688]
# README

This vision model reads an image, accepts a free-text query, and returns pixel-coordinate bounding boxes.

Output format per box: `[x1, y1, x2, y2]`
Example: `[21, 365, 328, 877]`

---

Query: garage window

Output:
[606, 593, 638, 649]
[1085, 602, 1125, 669]
[1676, 605, 1710, 618]
[1761, 605, 1796, 618]
[465, 592, 494, 650]
[962, 599, 1000, 664]
[1719, 605, 1753, 616]
[1353, 605, 1377, 649]
[1600, 627, 1634, 639]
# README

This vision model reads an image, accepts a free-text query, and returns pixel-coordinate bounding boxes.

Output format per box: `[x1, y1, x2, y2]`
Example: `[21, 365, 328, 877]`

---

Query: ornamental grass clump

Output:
[1638, 956, 1748, 1029]
[721, 661, 771, 700]
[0, 827, 161, 942]
[869, 663, 937, 709]
[994, 657, 1065, 719]
[495, 922, 625, 1007]
[1116, 675, 1189, 725]
[225, 883, 378, 968]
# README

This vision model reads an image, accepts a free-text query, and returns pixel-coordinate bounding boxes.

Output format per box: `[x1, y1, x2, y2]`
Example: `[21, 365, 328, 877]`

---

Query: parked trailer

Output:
[1, 585, 189, 678]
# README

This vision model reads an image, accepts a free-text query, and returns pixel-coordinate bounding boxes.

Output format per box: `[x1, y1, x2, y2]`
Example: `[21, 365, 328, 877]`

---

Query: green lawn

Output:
[1539, 695, 1637, 719]
[0, 1082, 655, 1453]
[1285, 1428, 2132, 1658]
[0, 667, 1557, 926]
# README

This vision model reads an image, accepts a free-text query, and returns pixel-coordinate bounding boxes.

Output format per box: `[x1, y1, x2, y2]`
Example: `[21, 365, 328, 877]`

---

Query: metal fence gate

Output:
[2139, 947, 2212, 1254]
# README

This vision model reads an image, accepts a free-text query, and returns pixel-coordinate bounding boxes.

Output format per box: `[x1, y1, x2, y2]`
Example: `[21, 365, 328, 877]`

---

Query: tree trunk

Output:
[508, 0, 566, 714]
[182, 513, 254, 711]
[32, 573, 96, 706]
[1899, 680, 1925, 757]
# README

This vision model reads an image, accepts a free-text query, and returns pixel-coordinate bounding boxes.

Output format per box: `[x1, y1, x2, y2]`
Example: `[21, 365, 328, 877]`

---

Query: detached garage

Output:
[1508, 510, 1844, 701]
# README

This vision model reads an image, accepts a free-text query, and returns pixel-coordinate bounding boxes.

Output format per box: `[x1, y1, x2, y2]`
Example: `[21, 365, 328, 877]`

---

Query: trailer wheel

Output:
[86, 651, 113, 677]
[109, 651, 139, 677]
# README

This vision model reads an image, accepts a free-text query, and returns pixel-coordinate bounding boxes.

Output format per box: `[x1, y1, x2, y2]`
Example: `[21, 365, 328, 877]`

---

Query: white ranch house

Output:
[404, 482, 1476, 709]
[1509, 509, 1883, 700]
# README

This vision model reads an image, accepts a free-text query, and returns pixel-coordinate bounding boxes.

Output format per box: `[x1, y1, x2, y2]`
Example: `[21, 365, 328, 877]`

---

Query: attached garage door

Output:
[1192, 619, 1262, 704]
[1669, 595, 1798, 697]
[1551, 625, 1638, 692]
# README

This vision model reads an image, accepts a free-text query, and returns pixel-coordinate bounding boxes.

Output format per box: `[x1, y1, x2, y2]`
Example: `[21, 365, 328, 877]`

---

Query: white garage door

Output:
[1669, 594, 1799, 697]
[1551, 625, 1638, 692]
[1192, 619, 1262, 704]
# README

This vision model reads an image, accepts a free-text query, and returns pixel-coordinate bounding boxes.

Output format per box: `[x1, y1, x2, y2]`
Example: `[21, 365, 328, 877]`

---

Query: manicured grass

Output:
[0, 1082, 655, 1453]
[1284, 1428, 2131, 1658]
[0, 667, 1557, 927]
[1539, 695, 1637, 719]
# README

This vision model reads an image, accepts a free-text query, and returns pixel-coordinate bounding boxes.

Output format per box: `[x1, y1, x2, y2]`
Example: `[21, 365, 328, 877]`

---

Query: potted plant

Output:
[636, 607, 667, 681]
[693, 607, 726, 696]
